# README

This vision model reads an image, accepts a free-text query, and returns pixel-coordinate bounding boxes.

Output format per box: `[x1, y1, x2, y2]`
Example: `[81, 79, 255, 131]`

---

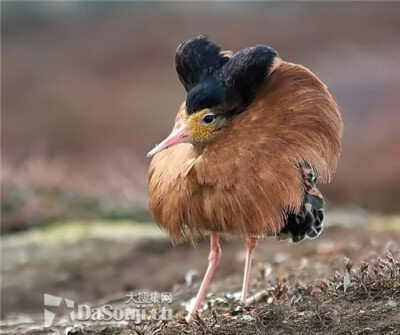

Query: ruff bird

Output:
[147, 36, 343, 323]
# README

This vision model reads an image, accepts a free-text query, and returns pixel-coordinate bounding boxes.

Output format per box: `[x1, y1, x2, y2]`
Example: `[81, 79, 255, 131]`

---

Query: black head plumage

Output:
[217, 45, 278, 105]
[185, 78, 226, 115]
[175, 35, 230, 92]
[175, 36, 279, 115]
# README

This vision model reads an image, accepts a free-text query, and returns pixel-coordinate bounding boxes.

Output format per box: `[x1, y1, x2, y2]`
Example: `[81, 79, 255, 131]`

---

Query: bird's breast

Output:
[148, 137, 303, 243]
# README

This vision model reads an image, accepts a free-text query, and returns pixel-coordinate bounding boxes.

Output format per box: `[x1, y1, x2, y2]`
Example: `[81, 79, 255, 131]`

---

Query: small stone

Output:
[343, 269, 351, 292]
[185, 269, 198, 287]
[386, 300, 398, 308]
[240, 315, 255, 322]
[361, 328, 374, 333]
[273, 252, 289, 263]
[263, 267, 272, 278]
[248, 290, 267, 304]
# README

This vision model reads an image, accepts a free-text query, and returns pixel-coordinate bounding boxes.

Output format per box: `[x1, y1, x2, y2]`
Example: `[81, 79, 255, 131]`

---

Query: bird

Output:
[147, 35, 343, 323]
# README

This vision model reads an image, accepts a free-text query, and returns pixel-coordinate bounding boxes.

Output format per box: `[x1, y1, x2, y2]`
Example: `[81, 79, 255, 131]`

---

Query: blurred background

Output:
[1, 1, 400, 328]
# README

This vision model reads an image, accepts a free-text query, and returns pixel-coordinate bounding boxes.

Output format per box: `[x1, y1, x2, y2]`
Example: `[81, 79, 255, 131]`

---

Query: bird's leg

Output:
[185, 233, 221, 324]
[241, 238, 258, 305]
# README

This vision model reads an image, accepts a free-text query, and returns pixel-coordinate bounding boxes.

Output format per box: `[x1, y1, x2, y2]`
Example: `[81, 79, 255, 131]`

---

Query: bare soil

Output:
[1, 221, 399, 334]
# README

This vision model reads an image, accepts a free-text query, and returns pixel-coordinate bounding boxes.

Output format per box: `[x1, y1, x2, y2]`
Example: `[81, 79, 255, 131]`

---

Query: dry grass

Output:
[62, 251, 400, 335]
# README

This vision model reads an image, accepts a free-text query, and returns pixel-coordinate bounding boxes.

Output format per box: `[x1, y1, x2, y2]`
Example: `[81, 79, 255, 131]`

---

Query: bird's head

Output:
[147, 78, 231, 157]
[147, 36, 279, 158]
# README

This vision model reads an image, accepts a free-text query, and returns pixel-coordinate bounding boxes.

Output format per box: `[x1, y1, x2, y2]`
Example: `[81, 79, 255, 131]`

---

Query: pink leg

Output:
[241, 238, 258, 305]
[186, 233, 221, 323]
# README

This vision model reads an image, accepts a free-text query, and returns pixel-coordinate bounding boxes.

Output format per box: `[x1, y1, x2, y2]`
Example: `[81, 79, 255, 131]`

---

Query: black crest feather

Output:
[175, 35, 230, 92]
[186, 78, 226, 115]
[218, 45, 278, 106]
[175, 37, 279, 115]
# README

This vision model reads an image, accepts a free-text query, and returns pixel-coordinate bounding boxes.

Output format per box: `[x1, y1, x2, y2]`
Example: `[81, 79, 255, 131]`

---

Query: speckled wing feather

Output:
[279, 165, 325, 242]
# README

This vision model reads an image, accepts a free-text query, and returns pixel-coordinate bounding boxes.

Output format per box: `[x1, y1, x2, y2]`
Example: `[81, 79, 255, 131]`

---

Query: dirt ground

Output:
[1, 216, 399, 334]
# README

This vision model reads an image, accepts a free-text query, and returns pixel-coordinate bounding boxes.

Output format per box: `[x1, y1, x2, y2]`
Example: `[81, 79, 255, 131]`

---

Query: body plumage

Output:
[147, 36, 343, 322]
[149, 60, 342, 243]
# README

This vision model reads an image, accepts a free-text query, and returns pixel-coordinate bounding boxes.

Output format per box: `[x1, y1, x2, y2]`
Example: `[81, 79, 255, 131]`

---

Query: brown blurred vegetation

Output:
[1, 2, 400, 232]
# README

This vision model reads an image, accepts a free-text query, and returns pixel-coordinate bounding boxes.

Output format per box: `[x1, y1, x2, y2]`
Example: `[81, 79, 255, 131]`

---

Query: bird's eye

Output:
[201, 114, 216, 125]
